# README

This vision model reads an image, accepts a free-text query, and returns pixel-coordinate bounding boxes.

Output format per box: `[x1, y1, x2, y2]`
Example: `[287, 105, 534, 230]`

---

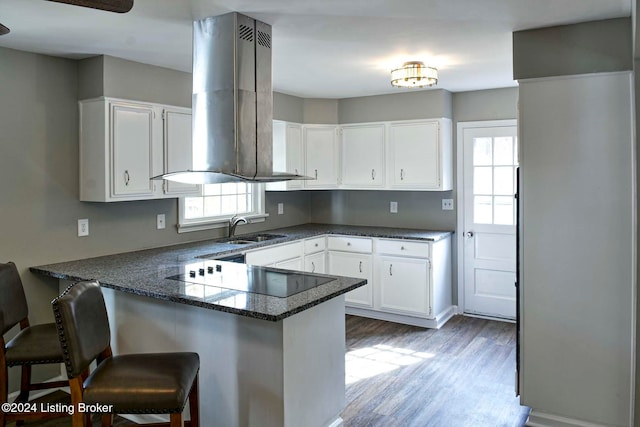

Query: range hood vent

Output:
[157, 12, 308, 184]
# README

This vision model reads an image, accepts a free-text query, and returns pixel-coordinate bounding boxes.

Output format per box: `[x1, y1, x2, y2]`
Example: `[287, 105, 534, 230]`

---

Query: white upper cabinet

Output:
[110, 102, 156, 198]
[340, 124, 385, 188]
[163, 107, 199, 196]
[389, 119, 452, 190]
[267, 121, 304, 191]
[79, 97, 198, 202]
[304, 125, 339, 188]
[267, 118, 452, 192]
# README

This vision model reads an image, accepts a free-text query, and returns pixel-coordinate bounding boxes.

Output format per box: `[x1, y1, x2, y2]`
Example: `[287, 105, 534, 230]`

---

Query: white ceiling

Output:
[0, 0, 632, 98]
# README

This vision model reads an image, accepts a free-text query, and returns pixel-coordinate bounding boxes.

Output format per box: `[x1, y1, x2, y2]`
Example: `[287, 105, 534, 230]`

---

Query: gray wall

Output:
[338, 89, 453, 123]
[513, 17, 632, 80]
[0, 47, 310, 392]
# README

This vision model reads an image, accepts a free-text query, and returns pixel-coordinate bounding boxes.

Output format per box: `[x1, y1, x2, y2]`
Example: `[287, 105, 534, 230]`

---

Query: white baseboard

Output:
[326, 416, 344, 427]
[345, 305, 456, 329]
[464, 312, 516, 324]
[526, 410, 610, 427]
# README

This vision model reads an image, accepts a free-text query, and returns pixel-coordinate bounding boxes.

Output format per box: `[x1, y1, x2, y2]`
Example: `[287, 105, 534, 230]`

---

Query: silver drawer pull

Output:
[314, 243, 318, 247]
[311, 262, 315, 273]
[347, 242, 351, 246]
[359, 261, 363, 273]
[401, 246, 405, 250]
[390, 264, 393, 276]
[371, 169, 375, 180]
[400, 169, 405, 180]
[124, 170, 130, 186]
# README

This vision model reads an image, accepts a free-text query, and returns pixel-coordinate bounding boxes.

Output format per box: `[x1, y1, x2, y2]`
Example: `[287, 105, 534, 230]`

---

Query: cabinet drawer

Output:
[327, 236, 372, 253]
[245, 241, 303, 266]
[376, 239, 431, 258]
[304, 237, 326, 254]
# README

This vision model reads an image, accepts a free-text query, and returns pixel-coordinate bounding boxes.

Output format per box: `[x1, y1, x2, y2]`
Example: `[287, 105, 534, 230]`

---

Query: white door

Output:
[462, 122, 518, 319]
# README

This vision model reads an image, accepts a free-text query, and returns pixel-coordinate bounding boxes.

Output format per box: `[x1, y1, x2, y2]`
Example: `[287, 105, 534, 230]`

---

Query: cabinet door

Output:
[111, 103, 155, 197]
[328, 251, 372, 307]
[268, 122, 304, 191]
[304, 252, 326, 274]
[304, 126, 339, 188]
[164, 108, 200, 196]
[341, 124, 384, 187]
[275, 257, 303, 271]
[378, 256, 431, 317]
[389, 121, 439, 189]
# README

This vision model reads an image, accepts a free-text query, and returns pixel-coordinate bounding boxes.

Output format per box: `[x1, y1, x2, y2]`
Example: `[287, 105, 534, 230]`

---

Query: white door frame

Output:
[456, 119, 517, 316]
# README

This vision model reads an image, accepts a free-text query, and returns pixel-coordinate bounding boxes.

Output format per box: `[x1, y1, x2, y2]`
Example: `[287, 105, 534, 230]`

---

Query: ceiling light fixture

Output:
[390, 61, 438, 88]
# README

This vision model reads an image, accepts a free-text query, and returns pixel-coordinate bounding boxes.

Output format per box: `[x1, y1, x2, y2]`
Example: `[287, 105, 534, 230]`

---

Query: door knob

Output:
[466, 231, 474, 238]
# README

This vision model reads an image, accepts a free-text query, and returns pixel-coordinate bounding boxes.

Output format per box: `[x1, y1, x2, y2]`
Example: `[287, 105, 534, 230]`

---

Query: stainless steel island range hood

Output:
[158, 12, 306, 184]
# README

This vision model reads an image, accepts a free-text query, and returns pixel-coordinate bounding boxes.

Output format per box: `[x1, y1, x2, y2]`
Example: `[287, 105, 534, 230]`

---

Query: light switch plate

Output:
[157, 214, 166, 229]
[77, 219, 89, 237]
[442, 199, 454, 210]
[390, 201, 398, 213]
[278, 203, 284, 215]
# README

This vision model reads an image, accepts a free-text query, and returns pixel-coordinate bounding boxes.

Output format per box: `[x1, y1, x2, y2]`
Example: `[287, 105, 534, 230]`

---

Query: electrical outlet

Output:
[77, 219, 89, 237]
[390, 201, 398, 213]
[278, 203, 284, 215]
[157, 214, 166, 230]
[442, 199, 454, 210]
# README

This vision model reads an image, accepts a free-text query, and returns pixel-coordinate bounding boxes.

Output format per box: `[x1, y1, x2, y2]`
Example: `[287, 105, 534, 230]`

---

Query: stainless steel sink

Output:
[221, 234, 285, 245]
[225, 240, 253, 245]
[244, 234, 286, 242]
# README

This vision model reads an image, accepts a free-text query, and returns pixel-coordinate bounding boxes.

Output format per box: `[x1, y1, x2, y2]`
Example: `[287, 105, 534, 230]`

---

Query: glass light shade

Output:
[390, 61, 438, 88]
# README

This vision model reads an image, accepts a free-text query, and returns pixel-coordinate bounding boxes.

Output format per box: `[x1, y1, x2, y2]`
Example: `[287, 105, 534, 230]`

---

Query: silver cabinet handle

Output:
[400, 169, 405, 180]
[124, 170, 130, 186]
[314, 169, 318, 179]
[401, 246, 405, 250]
[359, 261, 363, 273]
[311, 262, 315, 273]
[389, 264, 393, 276]
[371, 169, 375, 180]
[314, 243, 318, 247]
[347, 242, 351, 246]
[466, 231, 474, 238]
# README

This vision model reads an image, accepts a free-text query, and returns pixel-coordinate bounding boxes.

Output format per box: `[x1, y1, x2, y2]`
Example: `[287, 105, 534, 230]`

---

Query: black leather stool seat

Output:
[5, 323, 64, 366]
[83, 352, 200, 414]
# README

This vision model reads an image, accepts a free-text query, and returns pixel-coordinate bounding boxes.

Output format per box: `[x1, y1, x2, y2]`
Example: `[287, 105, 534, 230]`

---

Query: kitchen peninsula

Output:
[30, 223, 451, 427]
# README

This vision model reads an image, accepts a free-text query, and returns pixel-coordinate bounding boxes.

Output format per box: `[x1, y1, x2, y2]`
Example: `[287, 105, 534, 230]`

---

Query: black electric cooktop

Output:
[166, 260, 335, 298]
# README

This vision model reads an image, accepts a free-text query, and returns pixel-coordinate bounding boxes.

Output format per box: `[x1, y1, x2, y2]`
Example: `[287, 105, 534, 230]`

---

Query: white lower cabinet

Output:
[245, 241, 303, 268]
[243, 234, 452, 328]
[378, 256, 430, 317]
[304, 252, 325, 274]
[275, 257, 303, 271]
[328, 251, 373, 308]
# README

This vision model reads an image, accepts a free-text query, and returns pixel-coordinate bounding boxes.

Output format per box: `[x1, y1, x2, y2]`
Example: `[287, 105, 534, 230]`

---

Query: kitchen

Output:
[0, 1, 637, 427]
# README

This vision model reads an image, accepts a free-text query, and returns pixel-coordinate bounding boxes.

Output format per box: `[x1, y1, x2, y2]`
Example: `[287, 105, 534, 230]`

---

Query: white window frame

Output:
[177, 183, 268, 233]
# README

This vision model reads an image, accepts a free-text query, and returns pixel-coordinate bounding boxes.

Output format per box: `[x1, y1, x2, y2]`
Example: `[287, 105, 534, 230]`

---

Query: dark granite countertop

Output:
[30, 223, 451, 321]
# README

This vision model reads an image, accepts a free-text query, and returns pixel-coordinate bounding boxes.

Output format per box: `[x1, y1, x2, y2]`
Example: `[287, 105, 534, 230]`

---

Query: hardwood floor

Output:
[342, 314, 529, 427]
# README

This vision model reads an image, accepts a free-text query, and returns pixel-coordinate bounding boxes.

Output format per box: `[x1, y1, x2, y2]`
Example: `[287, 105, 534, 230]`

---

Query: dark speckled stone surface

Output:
[30, 223, 451, 321]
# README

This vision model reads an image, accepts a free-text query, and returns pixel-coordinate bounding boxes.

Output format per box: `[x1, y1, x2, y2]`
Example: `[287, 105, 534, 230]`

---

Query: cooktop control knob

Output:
[207, 266, 214, 274]
[189, 270, 196, 278]
[199, 268, 205, 276]
[216, 264, 222, 272]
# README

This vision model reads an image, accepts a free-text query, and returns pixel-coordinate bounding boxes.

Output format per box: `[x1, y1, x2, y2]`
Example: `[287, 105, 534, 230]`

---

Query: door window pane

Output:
[474, 196, 493, 224]
[494, 167, 514, 195]
[494, 137, 513, 165]
[494, 196, 514, 225]
[473, 138, 492, 166]
[474, 167, 492, 195]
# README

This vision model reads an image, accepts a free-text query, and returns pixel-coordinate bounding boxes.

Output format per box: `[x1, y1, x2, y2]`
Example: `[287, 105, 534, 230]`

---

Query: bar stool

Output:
[0, 261, 68, 426]
[52, 280, 200, 427]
